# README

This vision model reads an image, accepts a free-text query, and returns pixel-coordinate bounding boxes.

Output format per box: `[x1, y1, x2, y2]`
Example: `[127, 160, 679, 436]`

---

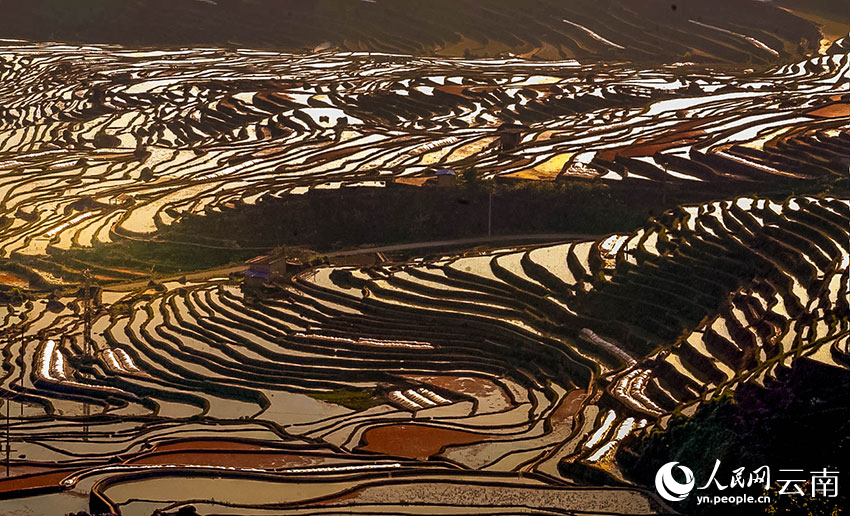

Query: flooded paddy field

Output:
[1, 190, 848, 513]
[0, 9, 847, 513]
[0, 36, 848, 282]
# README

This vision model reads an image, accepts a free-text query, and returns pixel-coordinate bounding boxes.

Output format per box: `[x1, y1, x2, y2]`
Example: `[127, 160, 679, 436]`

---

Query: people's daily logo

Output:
[654, 460, 838, 506]
[655, 462, 695, 502]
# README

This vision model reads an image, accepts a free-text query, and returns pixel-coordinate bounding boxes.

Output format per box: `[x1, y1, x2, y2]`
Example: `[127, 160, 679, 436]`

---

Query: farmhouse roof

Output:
[244, 269, 269, 279]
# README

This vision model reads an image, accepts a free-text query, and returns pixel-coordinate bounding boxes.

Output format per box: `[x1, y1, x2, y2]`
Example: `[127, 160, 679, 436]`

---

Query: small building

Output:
[435, 169, 457, 187]
[497, 123, 526, 151]
[243, 254, 291, 288]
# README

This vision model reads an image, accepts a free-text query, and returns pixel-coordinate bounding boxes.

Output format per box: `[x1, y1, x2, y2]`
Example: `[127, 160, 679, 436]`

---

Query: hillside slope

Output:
[0, 0, 834, 63]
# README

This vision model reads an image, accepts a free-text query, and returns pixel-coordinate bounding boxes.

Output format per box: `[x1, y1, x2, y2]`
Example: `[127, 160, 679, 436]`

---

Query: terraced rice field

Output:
[0, 37, 849, 283]
[1, 192, 847, 514]
[0, 11, 848, 512]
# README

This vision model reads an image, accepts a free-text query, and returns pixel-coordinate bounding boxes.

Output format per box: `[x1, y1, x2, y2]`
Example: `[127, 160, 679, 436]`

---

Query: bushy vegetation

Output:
[50, 237, 259, 279]
[153, 180, 662, 249]
[307, 388, 381, 411]
[617, 358, 849, 515]
[47, 174, 846, 283]
[45, 179, 668, 280]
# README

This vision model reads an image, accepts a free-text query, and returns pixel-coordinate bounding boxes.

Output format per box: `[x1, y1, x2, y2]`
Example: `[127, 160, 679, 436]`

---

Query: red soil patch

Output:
[2, 465, 63, 477]
[0, 272, 28, 288]
[808, 103, 850, 118]
[550, 389, 586, 426]
[359, 424, 489, 460]
[152, 439, 264, 452]
[596, 118, 715, 160]
[127, 450, 320, 469]
[0, 469, 78, 496]
[435, 85, 469, 98]
[305, 145, 363, 164]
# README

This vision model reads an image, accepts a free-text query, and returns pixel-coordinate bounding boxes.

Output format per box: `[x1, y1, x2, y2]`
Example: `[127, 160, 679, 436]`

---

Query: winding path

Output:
[105, 232, 603, 291]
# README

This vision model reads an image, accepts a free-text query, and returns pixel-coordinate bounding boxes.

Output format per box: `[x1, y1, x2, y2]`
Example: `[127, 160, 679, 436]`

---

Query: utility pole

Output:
[83, 269, 92, 357]
[81, 271, 94, 440]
